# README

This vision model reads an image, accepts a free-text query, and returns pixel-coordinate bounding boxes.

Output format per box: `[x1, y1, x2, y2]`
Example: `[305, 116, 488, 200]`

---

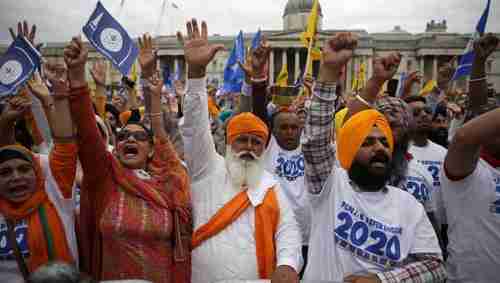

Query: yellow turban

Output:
[226, 112, 269, 145]
[337, 109, 394, 170]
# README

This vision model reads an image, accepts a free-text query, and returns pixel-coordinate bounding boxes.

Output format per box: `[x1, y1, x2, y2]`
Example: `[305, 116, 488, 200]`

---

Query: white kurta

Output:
[182, 78, 303, 283]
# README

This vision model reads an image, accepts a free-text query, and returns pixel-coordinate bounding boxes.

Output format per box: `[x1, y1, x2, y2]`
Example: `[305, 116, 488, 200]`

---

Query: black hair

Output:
[404, 95, 427, 105]
[105, 103, 121, 126]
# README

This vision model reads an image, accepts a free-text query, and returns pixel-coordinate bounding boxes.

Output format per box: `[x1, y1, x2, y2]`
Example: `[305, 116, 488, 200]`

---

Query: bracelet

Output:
[149, 112, 163, 118]
[469, 76, 487, 83]
[356, 95, 373, 108]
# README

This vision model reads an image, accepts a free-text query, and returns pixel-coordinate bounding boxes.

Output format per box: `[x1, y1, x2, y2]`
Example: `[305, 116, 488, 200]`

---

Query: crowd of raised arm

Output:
[0, 5, 499, 283]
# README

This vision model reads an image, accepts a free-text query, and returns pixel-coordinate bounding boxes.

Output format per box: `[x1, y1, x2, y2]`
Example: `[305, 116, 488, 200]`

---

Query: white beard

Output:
[225, 146, 265, 191]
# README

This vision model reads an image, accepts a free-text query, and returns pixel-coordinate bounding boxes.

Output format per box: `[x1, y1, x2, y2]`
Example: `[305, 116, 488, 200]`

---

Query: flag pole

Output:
[304, 36, 314, 80]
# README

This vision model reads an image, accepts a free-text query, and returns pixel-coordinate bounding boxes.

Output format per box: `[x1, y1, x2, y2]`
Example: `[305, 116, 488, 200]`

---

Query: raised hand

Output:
[177, 19, 225, 78]
[148, 72, 164, 100]
[320, 32, 358, 81]
[372, 52, 402, 83]
[474, 33, 499, 62]
[27, 72, 51, 107]
[174, 80, 185, 99]
[64, 36, 88, 89]
[239, 40, 271, 79]
[138, 33, 157, 79]
[9, 20, 42, 49]
[90, 60, 107, 86]
[2, 95, 32, 121]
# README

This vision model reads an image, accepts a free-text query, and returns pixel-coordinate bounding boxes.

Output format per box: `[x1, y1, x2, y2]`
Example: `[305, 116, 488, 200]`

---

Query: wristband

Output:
[356, 95, 373, 108]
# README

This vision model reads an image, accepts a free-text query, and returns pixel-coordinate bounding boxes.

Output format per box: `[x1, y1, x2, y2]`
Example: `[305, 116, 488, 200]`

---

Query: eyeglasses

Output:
[116, 130, 150, 142]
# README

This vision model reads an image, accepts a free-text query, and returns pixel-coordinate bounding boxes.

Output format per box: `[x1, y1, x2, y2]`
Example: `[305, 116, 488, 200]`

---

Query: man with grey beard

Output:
[179, 19, 302, 283]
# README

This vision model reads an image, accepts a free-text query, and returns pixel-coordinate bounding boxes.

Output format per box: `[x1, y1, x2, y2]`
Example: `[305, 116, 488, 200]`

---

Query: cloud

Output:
[0, 0, 498, 44]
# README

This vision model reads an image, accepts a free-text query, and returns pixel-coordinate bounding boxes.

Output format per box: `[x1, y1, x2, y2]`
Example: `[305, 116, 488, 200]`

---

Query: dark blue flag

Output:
[452, 0, 491, 81]
[0, 35, 41, 96]
[223, 31, 246, 93]
[83, 1, 139, 76]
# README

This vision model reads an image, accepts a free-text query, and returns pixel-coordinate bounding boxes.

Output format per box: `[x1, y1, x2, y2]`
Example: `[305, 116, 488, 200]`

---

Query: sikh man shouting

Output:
[302, 33, 446, 283]
[178, 19, 302, 283]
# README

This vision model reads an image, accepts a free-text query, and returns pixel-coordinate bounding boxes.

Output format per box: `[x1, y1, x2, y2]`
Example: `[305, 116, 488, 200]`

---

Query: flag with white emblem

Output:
[83, 1, 138, 76]
[0, 35, 41, 96]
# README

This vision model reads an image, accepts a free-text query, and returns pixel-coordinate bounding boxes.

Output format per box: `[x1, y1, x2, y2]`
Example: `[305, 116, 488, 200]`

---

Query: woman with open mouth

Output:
[65, 35, 191, 283]
[0, 22, 80, 281]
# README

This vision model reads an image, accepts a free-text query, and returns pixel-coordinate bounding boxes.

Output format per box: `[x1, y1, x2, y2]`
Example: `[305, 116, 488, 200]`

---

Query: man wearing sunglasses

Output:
[404, 96, 448, 237]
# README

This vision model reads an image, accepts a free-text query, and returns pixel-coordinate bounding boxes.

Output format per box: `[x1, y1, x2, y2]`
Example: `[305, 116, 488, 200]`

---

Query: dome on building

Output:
[283, 0, 323, 31]
[283, 0, 323, 17]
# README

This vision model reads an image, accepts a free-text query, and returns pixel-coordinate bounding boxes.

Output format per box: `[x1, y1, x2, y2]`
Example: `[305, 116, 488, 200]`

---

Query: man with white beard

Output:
[179, 19, 302, 283]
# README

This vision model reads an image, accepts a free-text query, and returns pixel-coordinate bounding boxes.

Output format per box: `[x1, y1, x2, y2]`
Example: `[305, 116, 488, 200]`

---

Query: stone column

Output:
[174, 57, 179, 74]
[367, 56, 373, 79]
[282, 49, 288, 68]
[269, 50, 275, 84]
[295, 49, 300, 81]
[433, 56, 438, 81]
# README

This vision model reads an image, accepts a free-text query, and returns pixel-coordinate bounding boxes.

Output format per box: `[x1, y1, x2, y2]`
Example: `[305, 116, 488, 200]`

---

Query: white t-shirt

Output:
[408, 141, 447, 223]
[441, 158, 500, 283]
[263, 136, 311, 244]
[402, 158, 436, 212]
[303, 166, 441, 282]
[0, 155, 78, 282]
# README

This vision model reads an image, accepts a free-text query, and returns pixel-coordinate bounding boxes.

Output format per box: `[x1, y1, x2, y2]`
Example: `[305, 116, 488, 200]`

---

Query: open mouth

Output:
[370, 155, 389, 169]
[9, 185, 31, 199]
[123, 144, 139, 158]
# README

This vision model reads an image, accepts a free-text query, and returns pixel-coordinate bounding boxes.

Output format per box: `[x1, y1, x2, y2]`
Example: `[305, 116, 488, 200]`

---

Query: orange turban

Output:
[226, 112, 269, 145]
[337, 109, 394, 170]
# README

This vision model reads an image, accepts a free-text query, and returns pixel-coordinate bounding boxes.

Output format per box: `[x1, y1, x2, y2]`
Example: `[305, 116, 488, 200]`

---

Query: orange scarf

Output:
[191, 188, 279, 279]
[0, 145, 73, 272]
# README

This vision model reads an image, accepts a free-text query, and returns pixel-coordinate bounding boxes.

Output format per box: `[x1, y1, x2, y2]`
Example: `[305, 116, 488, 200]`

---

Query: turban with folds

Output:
[337, 109, 394, 170]
[226, 112, 269, 145]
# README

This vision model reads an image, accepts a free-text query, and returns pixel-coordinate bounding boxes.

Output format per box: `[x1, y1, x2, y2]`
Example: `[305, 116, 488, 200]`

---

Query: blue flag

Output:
[223, 31, 246, 93]
[83, 1, 139, 76]
[251, 29, 262, 51]
[162, 64, 172, 89]
[452, 0, 491, 81]
[0, 35, 41, 96]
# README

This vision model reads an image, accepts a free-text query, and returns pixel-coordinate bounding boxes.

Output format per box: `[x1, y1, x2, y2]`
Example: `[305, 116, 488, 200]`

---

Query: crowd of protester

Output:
[0, 18, 499, 283]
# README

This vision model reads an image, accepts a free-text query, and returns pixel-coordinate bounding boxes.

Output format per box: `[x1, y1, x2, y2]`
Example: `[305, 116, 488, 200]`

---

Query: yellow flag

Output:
[130, 60, 138, 83]
[276, 63, 288, 87]
[300, 0, 320, 47]
[419, 80, 437, 96]
[357, 62, 366, 91]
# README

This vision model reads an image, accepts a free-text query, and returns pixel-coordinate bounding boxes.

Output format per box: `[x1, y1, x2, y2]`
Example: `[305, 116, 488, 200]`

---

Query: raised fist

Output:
[321, 32, 358, 75]
[372, 52, 401, 83]
[474, 33, 499, 62]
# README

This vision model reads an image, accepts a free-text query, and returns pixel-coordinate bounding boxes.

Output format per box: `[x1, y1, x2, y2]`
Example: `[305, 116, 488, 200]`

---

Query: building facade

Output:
[4, 0, 499, 94]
